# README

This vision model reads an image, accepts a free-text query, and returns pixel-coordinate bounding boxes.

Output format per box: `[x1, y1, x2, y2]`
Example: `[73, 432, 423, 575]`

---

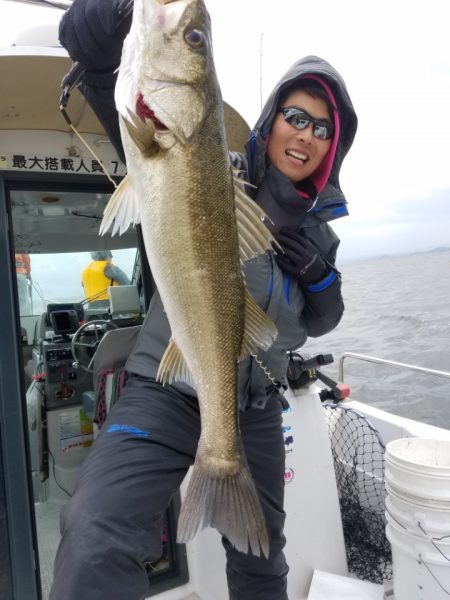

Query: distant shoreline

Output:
[340, 246, 450, 265]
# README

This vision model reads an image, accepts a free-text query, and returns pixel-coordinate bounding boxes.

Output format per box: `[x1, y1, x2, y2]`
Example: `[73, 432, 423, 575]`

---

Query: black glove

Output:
[274, 227, 328, 284]
[59, 0, 133, 72]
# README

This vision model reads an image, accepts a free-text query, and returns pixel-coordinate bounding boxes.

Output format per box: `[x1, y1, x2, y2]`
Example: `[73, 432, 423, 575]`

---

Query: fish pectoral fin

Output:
[240, 288, 277, 359]
[233, 169, 280, 264]
[156, 338, 196, 388]
[122, 110, 159, 157]
[99, 175, 140, 236]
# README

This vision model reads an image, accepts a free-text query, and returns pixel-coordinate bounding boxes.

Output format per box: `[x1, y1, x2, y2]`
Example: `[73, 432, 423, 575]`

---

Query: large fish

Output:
[100, 0, 278, 557]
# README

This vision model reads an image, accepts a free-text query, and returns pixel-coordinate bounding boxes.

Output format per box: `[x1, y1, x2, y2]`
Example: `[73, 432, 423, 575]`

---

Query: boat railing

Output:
[338, 352, 450, 383]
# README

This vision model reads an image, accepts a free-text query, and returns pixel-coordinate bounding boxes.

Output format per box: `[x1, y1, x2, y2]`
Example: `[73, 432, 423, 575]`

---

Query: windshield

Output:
[17, 249, 137, 317]
[10, 188, 140, 342]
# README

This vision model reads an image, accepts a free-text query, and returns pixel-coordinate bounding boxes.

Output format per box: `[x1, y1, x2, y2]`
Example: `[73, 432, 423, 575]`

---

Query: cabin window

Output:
[9, 188, 140, 595]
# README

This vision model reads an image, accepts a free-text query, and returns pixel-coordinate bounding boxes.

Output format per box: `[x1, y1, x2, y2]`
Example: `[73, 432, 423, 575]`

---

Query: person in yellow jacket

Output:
[82, 250, 130, 305]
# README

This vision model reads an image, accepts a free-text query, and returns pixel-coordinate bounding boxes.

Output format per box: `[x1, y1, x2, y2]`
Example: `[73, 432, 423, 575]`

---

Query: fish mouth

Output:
[136, 93, 168, 131]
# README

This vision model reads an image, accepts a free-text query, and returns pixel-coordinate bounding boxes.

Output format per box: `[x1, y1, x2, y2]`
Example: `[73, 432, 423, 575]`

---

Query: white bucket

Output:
[386, 513, 450, 600]
[385, 438, 450, 600]
[385, 438, 450, 501]
[386, 486, 450, 535]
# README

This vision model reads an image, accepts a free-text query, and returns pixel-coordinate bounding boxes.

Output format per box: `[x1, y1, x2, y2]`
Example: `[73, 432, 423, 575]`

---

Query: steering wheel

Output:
[71, 319, 118, 372]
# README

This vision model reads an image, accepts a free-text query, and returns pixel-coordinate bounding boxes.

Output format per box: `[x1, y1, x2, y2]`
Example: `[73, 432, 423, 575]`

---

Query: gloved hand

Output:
[59, 0, 133, 72]
[274, 227, 328, 284]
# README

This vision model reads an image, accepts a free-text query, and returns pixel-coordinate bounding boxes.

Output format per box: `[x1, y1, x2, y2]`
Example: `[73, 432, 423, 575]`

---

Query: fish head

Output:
[117, 0, 215, 147]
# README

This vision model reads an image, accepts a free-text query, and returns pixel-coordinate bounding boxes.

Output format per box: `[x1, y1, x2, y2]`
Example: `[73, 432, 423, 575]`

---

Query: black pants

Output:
[50, 376, 288, 600]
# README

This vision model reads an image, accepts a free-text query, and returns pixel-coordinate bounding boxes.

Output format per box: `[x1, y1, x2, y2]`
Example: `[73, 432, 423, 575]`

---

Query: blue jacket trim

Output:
[307, 269, 337, 293]
[267, 272, 274, 296]
[284, 274, 291, 305]
[107, 424, 150, 438]
[331, 205, 348, 217]
[311, 200, 348, 214]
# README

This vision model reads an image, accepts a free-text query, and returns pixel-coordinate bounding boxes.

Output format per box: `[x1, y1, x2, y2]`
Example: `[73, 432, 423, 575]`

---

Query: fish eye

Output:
[185, 28, 205, 48]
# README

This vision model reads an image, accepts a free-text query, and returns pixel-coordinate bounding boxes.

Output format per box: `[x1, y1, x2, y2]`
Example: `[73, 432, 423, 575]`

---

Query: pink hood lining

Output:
[299, 74, 341, 196]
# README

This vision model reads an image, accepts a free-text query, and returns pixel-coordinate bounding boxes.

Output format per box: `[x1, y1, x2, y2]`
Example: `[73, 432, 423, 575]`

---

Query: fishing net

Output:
[322, 402, 393, 584]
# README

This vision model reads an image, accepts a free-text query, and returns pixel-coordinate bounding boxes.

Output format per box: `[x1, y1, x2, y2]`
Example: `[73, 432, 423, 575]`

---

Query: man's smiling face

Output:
[267, 89, 332, 183]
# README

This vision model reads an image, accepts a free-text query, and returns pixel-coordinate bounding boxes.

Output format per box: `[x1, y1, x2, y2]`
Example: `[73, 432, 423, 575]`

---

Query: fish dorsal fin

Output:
[233, 170, 279, 264]
[157, 338, 196, 389]
[99, 175, 141, 237]
[240, 288, 277, 360]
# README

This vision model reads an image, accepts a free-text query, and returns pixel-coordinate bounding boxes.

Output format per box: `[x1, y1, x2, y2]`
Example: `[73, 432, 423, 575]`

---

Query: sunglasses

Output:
[278, 107, 334, 140]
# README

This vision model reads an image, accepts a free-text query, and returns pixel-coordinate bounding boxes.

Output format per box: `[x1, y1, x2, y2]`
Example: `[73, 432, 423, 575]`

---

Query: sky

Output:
[1, 0, 450, 261]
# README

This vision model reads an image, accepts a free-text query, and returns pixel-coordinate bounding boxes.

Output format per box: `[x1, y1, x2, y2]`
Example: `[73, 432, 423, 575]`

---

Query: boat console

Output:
[42, 304, 87, 410]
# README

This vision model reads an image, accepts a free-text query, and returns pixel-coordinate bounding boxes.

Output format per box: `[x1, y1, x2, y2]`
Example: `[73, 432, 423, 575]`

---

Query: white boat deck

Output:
[308, 571, 384, 599]
[35, 500, 61, 599]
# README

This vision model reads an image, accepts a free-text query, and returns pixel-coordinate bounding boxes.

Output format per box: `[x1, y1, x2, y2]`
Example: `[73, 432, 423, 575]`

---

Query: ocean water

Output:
[303, 248, 450, 430]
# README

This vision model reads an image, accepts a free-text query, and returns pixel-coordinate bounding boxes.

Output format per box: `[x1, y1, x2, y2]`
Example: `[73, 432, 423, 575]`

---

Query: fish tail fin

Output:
[177, 451, 269, 558]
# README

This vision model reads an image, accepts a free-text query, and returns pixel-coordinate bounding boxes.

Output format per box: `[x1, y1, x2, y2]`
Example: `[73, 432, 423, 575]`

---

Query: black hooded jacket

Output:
[58, 2, 358, 409]
[231, 55, 358, 342]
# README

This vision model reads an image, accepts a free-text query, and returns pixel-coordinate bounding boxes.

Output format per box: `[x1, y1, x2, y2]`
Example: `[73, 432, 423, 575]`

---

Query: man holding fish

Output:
[51, 0, 357, 598]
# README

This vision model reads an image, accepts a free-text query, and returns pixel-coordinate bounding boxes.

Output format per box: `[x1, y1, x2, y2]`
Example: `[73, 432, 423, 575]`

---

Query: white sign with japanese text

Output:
[0, 153, 126, 177]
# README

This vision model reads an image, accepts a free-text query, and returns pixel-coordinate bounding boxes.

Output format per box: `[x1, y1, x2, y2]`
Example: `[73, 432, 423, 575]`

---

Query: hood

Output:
[91, 250, 112, 261]
[246, 55, 358, 208]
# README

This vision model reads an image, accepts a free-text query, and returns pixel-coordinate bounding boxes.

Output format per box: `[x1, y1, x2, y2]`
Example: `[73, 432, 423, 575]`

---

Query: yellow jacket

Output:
[82, 260, 119, 302]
